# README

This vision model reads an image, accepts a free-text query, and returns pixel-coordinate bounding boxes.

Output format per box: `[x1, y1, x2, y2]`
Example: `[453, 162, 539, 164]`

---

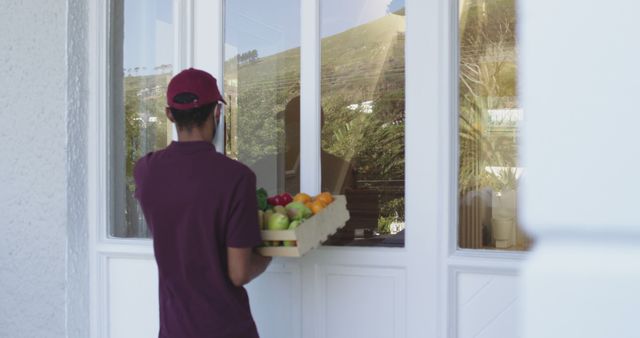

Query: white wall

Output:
[520, 1, 640, 337]
[0, 1, 88, 337]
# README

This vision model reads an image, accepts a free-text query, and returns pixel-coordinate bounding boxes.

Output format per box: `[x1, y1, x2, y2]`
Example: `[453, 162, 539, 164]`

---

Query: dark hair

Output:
[170, 103, 216, 131]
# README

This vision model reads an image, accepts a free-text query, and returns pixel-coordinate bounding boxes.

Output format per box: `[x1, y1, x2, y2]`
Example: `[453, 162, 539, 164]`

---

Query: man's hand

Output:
[227, 247, 272, 287]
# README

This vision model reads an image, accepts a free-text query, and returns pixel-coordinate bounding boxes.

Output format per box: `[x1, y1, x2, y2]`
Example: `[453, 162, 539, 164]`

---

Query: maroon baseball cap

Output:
[166, 68, 226, 110]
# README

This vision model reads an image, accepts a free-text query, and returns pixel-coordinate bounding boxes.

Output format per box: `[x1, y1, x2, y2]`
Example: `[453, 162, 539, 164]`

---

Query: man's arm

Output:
[227, 247, 272, 287]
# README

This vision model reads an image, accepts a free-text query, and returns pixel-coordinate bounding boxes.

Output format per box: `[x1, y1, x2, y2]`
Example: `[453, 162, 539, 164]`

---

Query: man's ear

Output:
[214, 104, 221, 120]
[166, 107, 175, 123]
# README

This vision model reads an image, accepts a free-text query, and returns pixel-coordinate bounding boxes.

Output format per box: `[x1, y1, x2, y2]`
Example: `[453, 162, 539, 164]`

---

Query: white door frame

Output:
[87, 0, 526, 337]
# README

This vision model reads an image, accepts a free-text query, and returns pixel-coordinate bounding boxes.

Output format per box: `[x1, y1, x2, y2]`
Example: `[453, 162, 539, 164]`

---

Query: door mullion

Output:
[300, 0, 321, 195]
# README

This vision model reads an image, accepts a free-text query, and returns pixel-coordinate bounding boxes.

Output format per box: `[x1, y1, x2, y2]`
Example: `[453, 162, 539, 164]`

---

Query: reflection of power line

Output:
[231, 52, 404, 79]
[236, 77, 404, 94]
[233, 68, 405, 89]
[232, 65, 405, 83]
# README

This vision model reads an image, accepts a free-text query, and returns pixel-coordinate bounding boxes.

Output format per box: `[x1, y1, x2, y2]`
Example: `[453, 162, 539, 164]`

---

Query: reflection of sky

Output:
[125, 0, 405, 69]
[321, 0, 404, 38]
[226, 0, 404, 59]
[124, 0, 173, 74]
[225, 0, 301, 60]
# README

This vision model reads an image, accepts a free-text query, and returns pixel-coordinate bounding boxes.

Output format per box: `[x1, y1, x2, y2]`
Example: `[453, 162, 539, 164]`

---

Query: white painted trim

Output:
[448, 0, 461, 259]
[96, 241, 154, 256]
[404, 0, 443, 336]
[308, 245, 408, 264]
[174, 0, 194, 72]
[98, 254, 109, 338]
[172, 0, 194, 141]
[453, 248, 528, 261]
[88, 1, 110, 336]
[448, 254, 523, 272]
[440, 0, 457, 333]
[300, 0, 321, 195]
[193, 0, 225, 152]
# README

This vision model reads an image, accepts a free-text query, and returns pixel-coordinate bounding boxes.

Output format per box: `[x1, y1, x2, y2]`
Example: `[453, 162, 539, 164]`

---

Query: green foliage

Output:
[256, 188, 269, 211]
[377, 215, 396, 234]
[458, 0, 519, 193]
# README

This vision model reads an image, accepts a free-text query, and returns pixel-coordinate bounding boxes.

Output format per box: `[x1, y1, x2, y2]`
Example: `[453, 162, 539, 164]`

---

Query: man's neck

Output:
[176, 134, 208, 142]
[176, 129, 213, 142]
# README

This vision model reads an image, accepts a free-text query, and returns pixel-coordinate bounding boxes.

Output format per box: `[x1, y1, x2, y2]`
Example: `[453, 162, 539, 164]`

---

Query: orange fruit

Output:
[293, 192, 312, 204]
[305, 201, 314, 209]
[310, 200, 326, 214]
[315, 192, 334, 205]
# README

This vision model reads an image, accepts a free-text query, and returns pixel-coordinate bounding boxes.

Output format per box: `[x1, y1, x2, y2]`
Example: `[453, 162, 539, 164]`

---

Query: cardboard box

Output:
[257, 195, 350, 257]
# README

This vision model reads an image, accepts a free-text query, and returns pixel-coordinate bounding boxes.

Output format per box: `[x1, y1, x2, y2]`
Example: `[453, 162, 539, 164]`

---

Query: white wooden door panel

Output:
[317, 265, 406, 338]
[105, 256, 158, 338]
[246, 261, 302, 338]
[455, 272, 519, 338]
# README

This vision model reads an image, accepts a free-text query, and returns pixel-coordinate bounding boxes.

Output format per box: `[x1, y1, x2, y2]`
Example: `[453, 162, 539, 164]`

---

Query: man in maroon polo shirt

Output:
[134, 68, 271, 338]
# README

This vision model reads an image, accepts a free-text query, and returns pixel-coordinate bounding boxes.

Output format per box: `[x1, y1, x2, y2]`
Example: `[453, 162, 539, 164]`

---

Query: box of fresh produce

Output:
[255, 189, 349, 257]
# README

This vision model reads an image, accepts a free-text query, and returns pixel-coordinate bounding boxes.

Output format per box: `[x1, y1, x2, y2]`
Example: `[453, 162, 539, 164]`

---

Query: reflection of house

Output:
[136, 85, 165, 98]
[487, 108, 523, 125]
[347, 100, 374, 113]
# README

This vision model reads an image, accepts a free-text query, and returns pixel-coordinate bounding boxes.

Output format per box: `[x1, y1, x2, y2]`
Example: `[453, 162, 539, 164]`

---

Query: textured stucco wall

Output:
[0, 0, 88, 337]
[66, 0, 89, 337]
[66, 0, 89, 338]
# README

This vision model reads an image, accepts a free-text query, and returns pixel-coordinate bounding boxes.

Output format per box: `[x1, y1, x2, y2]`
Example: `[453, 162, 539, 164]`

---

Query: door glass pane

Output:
[320, 0, 406, 246]
[458, 0, 530, 250]
[224, 0, 301, 196]
[110, 0, 174, 238]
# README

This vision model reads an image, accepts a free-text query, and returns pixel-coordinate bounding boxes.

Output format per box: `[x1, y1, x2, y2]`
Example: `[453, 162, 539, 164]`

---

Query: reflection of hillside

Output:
[224, 9, 407, 242]
[224, 12, 405, 98]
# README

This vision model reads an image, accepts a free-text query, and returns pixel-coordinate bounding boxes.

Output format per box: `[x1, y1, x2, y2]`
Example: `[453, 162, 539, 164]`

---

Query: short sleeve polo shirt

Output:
[134, 140, 263, 338]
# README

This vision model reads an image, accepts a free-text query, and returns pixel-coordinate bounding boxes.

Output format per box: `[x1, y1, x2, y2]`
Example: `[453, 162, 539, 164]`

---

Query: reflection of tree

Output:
[321, 22, 405, 234]
[459, 0, 518, 193]
[458, 0, 529, 249]
[123, 70, 172, 237]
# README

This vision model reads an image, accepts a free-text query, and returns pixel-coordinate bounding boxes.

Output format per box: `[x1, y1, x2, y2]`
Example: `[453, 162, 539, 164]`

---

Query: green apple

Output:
[288, 220, 301, 230]
[283, 240, 297, 247]
[285, 202, 312, 220]
[267, 213, 290, 230]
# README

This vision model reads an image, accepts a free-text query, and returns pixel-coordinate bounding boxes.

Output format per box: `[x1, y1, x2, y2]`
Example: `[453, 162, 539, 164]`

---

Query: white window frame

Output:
[449, 0, 528, 260]
[88, 1, 194, 336]
[205, 0, 323, 194]
[89, 0, 193, 246]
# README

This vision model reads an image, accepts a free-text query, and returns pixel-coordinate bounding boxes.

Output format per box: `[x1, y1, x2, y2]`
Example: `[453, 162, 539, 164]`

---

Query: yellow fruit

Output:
[315, 192, 334, 205]
[310, 200, 326, 214]
[293, 192, 312, 204]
